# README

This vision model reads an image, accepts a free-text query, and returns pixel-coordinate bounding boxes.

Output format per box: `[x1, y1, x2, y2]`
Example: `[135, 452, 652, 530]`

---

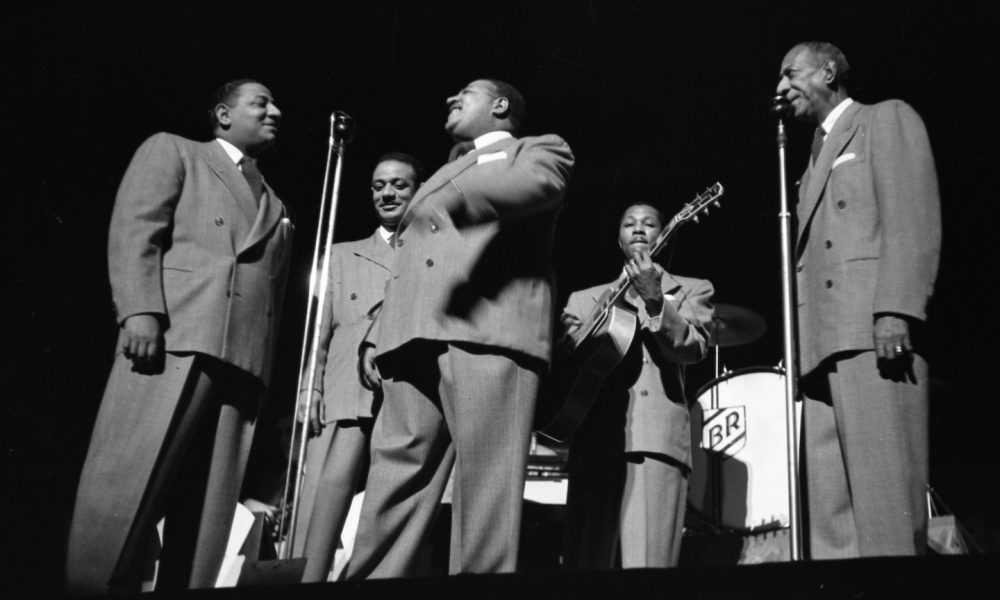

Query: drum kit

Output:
[689, 303, 799, 544]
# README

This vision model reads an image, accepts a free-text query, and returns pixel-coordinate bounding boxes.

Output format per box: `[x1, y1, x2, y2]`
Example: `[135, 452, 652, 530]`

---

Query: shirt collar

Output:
[473, 130, 514, 150]
[377, 226, 394, 243]
[820, 98, 854, 137]
[216, 138, 245, 165]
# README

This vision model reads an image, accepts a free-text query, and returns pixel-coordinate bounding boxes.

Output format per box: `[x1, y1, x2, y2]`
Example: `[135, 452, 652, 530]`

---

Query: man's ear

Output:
[822, 59, 838, 86]
[215, 103, 232, 129]
[491, 96, 510, 119]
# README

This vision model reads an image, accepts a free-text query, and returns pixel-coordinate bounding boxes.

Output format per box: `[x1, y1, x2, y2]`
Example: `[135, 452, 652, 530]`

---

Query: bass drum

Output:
[688, 366, 799, 531]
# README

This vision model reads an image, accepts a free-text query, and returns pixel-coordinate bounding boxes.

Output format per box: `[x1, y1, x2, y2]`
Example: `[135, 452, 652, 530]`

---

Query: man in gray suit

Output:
[294, 153, 422, 582]
[560, 203, 713, 569]
[776, 42, 941, 558]
[65, 79, 293, 593]
[347, 79, 574, 577]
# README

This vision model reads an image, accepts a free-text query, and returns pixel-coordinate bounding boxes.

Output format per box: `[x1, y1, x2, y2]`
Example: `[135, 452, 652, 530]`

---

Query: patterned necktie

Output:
[241, 156, 263, 204]
[810, 126, 825, 164]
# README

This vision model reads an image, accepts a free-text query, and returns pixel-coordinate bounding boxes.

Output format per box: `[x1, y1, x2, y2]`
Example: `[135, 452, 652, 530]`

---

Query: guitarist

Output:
[560, 203, 714, 569]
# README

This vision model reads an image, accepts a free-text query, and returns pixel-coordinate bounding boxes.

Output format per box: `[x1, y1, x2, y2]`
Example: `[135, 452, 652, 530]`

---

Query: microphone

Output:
[770, 94, 792, 119]
[330, 111, 356, 145]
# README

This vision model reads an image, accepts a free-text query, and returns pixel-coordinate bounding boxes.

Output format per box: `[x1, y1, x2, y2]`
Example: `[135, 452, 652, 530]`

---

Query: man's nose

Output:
[269, 103, 282, 119]
[776, 78, 790, 95]
[446, 93, 459, 107]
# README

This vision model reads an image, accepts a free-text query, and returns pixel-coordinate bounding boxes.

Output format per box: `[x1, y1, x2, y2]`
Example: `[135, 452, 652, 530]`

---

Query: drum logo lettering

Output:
[701, 406, 746, 457]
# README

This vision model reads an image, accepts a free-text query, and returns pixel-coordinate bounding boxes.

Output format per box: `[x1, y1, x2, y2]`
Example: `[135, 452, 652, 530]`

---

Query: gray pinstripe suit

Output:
[345, 133, 574, 578]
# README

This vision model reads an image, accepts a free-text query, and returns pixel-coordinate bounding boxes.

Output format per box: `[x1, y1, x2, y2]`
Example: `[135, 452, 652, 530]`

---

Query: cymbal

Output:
[707, 303, 767, 348]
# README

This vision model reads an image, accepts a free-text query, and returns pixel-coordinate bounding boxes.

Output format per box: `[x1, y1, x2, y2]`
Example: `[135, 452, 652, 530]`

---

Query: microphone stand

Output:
[771, 95, 803, 561]
[278, 111, 356, 560]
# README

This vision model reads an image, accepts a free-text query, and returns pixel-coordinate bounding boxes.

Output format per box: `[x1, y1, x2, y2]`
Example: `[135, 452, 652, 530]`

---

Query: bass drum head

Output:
[688, 366, 798, 532]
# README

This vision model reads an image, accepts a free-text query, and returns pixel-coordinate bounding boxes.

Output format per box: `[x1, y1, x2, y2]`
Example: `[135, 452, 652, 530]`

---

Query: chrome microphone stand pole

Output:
[279, 111, 356, 559]
[772, 95, 803, 561]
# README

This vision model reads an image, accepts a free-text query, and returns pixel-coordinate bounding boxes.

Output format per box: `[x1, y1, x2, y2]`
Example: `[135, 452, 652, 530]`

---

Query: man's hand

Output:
[560, 310, 582, 336]
[874, 314, 911, 361]
[625, 250, 664, 315]
[297, 389, 325, 437]
[361, 345, 382, 390]
[122, 314, 163, 364]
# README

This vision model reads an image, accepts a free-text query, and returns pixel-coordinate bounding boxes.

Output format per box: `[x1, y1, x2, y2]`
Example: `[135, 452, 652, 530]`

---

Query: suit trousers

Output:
[298, 420, 372, 582]
[65, 353, 258, 594]
[345, 341, 540, 578]
[801, 350, 929, 558]
[565, 451, 687, 569]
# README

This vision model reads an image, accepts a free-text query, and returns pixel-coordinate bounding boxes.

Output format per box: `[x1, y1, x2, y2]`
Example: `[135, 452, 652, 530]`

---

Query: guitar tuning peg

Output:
[693, 216, 700, 223]
[714, 201, 721, 207]
[703, 208, 710, 215]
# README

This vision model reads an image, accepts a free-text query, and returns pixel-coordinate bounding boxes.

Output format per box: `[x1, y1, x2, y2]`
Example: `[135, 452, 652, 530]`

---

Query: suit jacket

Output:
[372, 134, 574, 365]
[108, 133, 293, 383]
[796, 100, 941, 375]
[305, 230, 393, 420]
[564, 272, 713, 465]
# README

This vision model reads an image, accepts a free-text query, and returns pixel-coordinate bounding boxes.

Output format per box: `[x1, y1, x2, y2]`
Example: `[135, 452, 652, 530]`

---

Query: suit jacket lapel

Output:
[353, 230, 394, 272]
[239, 180, 283, 255]
[402, 137, 516, 222]
[796, 102, 863, 255]
[204, 141, 259, 227]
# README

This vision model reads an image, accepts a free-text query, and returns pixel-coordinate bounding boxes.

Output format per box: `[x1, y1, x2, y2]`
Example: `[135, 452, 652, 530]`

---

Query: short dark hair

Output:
[483, 78, 527, 135]
[208, 78, 260, 130]
[375, 152, 425, 183]
[797, 41, 850, 90]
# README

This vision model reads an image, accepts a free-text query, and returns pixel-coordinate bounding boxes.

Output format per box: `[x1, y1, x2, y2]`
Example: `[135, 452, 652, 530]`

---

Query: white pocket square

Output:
[477, 151, 507, 165]
[832, 153, 857, 169]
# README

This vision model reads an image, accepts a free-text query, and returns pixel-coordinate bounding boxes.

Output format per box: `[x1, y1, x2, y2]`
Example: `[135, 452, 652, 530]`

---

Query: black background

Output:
[3, 2, 998, 597]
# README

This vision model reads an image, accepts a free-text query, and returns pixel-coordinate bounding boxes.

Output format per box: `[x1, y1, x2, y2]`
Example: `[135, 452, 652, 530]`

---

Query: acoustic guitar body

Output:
[536, 302, 639, 443]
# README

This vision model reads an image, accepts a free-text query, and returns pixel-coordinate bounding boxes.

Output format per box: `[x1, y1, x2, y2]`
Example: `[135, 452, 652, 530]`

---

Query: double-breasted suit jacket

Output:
[108, 133, 293, 382]
[371, 134, 574, 364]
[562, 271, 713, 568]
[66, 133, 292, 593]
[794, 100, 941, 558]
[305, 230, 393, 421]
[796, 100, 940, 375]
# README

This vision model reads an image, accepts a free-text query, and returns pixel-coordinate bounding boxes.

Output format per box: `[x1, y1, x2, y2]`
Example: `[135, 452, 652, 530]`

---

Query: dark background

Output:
[3, 1, 998, 597]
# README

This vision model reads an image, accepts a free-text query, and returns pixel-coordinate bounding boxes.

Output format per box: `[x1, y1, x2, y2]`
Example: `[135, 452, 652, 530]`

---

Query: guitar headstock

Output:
[670, 182, 724, 227]
[650, 182, 724, 255]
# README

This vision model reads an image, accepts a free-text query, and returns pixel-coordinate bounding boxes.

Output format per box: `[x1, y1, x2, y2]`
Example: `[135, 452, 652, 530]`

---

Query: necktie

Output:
[810, 126, 825, 164]
[241, 156, 263, 204]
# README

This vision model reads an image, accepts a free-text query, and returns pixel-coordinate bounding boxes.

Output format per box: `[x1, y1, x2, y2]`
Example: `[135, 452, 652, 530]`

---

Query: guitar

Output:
[536, 182, 724, 443]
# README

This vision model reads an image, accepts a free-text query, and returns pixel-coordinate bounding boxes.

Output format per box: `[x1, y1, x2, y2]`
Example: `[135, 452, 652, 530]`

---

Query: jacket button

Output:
[396, 239, 405, 247]
[639, 390, 649, 397]
[825, 280, 833, 289]
[215, 217, 225, 226]
[825, 240, 833, 249]
[796, 264, 803, 272]
[426, 258, 434, 267]
[836, 200, 847, 209]
[226, 289, 231, 297]
[367, 313, 374, 320]
[350, 293, 357, 300]
[430, 224, 439, 233]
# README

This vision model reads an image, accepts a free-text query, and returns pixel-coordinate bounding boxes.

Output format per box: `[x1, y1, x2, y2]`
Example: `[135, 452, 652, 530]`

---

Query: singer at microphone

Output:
[774, 41, 941, 560]
[65, 78, 294, 594]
